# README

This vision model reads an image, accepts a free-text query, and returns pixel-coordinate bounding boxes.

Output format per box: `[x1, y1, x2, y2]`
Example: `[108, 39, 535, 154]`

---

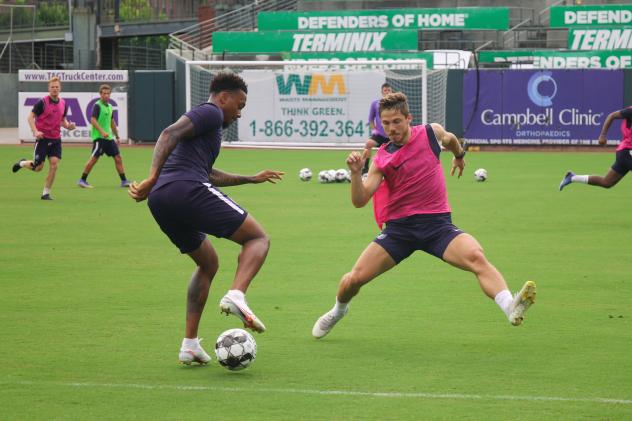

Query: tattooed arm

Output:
[210, 168, 285, 187]
[129, 115, 195, 202]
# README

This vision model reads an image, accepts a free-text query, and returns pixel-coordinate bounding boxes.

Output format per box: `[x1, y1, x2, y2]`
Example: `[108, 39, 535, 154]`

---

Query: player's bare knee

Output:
[255, 232, 270, 251]
[197, 259, 218, 279]
[465, 247, 487, 271]
[33, 164, 44, 172]
[346, 270, 368, 288]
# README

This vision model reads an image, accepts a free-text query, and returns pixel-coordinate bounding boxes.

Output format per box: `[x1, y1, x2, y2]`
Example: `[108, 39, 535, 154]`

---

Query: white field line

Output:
[2, 380, 631, 405]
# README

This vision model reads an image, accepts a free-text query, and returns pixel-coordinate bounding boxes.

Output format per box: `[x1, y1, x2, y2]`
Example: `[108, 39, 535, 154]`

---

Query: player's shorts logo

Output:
[527, 71, 557, 107]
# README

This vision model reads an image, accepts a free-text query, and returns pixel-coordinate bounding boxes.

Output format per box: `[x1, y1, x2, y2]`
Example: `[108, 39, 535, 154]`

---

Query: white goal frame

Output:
[185, 59, 430, 147]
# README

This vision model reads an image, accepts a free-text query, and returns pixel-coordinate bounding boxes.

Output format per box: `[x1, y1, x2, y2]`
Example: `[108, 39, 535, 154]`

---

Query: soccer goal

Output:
[185, 59, 447, 147]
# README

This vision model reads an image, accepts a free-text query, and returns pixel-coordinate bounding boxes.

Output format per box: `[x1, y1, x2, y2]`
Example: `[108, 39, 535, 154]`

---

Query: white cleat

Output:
[179, 340, 211, 365]
[219, 294, 266, 333]
[508, 281, 537, 326]
[312, 308, 348, 339]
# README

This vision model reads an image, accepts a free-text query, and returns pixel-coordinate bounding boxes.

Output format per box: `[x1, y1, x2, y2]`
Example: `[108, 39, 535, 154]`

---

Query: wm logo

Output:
[276, 74, 347, 95]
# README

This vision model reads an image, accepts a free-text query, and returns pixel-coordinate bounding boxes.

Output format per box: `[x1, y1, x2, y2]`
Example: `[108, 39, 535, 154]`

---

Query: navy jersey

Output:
[620, 107, 632, 129]
[154, 103, 223, 190]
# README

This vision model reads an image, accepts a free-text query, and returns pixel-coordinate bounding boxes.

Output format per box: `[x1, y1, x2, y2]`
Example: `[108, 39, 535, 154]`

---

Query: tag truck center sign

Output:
[18, 92, 128, 142]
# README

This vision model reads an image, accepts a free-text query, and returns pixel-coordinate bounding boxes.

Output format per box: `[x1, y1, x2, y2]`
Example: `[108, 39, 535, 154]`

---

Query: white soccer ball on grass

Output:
[335, 168, 349, 183]
[215, 328, 257, 371]
[299, 168, 312, 181]
[474, 168, 488, 182]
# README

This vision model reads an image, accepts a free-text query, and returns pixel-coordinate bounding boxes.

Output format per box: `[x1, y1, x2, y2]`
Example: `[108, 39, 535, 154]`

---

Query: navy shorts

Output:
[370, 133, 389, 146]
[374, 213, 464, 264]
[148, 180, 248, 253]
[611, 149, 632, 176]
[91, 138, 120, 158]
[33, 138, 61, 167]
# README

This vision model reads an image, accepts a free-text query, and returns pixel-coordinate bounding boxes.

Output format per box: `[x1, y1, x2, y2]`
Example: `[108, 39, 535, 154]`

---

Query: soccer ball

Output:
[299, 168, 312, 181]
[215, 328, 257, 371]
[335, 168, 349, 182]
[474, 168, 488, 182]
[318, 169, 335, 183]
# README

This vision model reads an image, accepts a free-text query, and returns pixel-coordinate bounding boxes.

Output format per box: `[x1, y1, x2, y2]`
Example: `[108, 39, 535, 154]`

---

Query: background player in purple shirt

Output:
[129, 73, 284, 365]
[362, 83, 392, 175]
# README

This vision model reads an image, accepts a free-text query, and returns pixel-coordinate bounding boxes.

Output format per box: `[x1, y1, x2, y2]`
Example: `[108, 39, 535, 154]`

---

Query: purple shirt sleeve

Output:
[92, 102, 101, 119]
[368, 100, 378, 125]
[31, 99, 45, 116]
[185, 103, 223, 136]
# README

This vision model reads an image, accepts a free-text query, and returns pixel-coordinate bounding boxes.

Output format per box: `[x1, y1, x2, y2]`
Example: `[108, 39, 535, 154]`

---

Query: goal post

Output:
[185, 59, 447, 146]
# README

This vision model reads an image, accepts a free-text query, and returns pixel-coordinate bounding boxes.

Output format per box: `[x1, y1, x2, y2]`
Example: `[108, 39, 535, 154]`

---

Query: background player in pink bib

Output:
[559, 106, 632, 191]
[12, 77, 76, 200]
[312, 92, 536, 339]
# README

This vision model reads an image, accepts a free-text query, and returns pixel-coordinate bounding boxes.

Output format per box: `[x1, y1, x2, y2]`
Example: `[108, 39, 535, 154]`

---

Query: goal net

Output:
[186, 60, 447, 146]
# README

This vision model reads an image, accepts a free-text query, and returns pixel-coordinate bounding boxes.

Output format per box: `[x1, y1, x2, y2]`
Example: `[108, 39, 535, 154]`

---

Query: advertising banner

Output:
[478, 50, 632, 69]
[568, 29, 632, 50]
[287, 52, 433, 69]
[212, 30, 418, 54]
[19, 70, 128, 83]
[462, 70, 623, 146]
[18, 92, 128, 142]
[238, 70, 383, 143]
[550, 4, 632, 28]
[258, 8, 509, 30]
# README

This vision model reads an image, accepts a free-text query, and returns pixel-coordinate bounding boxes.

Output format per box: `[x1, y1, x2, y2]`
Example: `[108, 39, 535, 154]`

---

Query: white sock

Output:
[182, 337, 199, 349]
[494, 290, 513, 317]
[571, 175, 589, 184]
[333, 298, 348, 316]
[20, 160, 29, 168]
[42, 187, 50, 195]
[227, 289, 245, 301]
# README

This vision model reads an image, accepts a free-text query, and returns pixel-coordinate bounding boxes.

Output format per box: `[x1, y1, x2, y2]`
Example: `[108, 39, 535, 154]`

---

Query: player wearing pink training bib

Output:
[11, 77, 76, 200]
[559, 106, 632, 191]
[312, 92, 536, 339]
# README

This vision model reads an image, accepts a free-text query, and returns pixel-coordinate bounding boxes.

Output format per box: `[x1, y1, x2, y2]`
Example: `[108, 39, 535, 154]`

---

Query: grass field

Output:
[1, 144, 631, 420]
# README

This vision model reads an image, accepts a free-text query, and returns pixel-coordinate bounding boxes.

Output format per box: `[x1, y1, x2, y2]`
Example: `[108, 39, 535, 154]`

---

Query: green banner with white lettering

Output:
[478, 50, 632, 69]
[550, 4, 632, 28]
[258, 8, 509, 31]
[568, 28, 632, 50]
[212, 30, 418, 54]
[287, 52, 433, 69]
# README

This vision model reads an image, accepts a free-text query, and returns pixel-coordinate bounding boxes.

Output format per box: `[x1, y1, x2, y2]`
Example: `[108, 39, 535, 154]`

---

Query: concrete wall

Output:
[0, 74, 18, 127]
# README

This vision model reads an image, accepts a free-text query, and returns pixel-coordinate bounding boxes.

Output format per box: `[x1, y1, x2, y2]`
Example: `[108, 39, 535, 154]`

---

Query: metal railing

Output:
[169, 0, 298, 55]
[97, 0, 201, 24]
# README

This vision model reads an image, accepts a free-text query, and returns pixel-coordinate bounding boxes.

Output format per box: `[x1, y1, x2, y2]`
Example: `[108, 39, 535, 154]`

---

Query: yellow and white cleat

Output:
[509, 281, 536, 326]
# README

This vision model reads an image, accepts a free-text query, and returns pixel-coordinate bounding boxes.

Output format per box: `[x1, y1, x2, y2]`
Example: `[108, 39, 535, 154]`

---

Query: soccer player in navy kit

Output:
[129, 73, 284, 365]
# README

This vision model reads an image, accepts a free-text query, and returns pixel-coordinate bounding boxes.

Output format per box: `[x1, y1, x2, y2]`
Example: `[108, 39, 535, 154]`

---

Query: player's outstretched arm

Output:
[210, 168, 284, 187]
[598, 111, 622, 145]
[129, 115, 195, 202]
[431, 123, 465, 178]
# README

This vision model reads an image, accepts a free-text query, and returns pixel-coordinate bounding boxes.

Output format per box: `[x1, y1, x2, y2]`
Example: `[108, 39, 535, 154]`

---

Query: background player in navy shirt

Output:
[129, 73, 284, 365]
